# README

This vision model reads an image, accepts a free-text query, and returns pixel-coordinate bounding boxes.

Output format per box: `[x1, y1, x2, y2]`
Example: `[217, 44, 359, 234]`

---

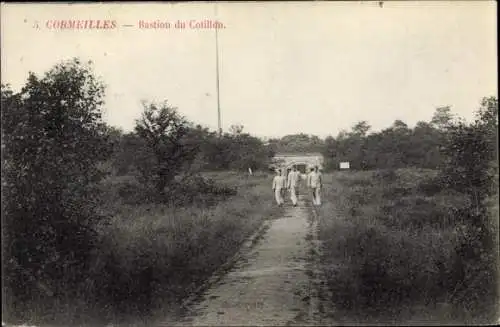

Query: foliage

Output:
[134, 101, 198, 197]
[319, 97, 498, 324]
[436, 96, 499, 317]
[108, 98, 494, 175]
[267, 133, 325, 154]
[440, 97, 498, 199]
[109, 122, 273, 176]
[80, 172, 281, 325]
[322, 108, 455, 171]
[431, 106, 455, 130]
[320, 168, 498, 324]
[109, 102, 475, 176]
[3, 53, 497, 326]
[1, 58, 111, 322]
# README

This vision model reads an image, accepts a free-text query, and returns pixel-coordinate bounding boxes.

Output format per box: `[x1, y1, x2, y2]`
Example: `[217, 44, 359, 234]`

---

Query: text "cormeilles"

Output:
[46, 20, 118, 29]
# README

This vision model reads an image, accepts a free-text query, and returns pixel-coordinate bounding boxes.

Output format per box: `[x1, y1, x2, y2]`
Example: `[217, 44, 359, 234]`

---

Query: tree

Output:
[2, 58, 110, 320]
[437, 97, 498, 315]
[391, 119, 409, 131]
[134, 100, 198, 196]
[273, 133, 325, 153]
[431, 106, 454, 130]
[229, 124, 244, 135]
[408, 121, 442, 168]
[324, 130, 350, 169]
[440, 97, 498, 200]
[110, 131, 148, 176]
[182, 124, 216, 171]
[350, 121, 371, 137]
[345, 121, 372, 169]
[323, 135, 338, 170]
[102, 125, 124, 174]
[226, 132, 270, 171]
[477, 96, 498, 154]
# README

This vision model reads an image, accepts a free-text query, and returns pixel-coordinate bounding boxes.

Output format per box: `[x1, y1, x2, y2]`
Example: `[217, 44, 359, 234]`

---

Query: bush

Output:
[319, 167, 498, 324]
[372, 168, 398, 183]
[99, 173, 238, 208]
[320, 209, 458, 322]
[168, 174, 237, 206]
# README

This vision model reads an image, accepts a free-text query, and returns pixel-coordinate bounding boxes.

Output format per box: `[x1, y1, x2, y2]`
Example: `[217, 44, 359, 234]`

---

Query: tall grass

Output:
[2, 171, 282, 327]
[318, 169, 499, 325]
[86, 171, 281, 326]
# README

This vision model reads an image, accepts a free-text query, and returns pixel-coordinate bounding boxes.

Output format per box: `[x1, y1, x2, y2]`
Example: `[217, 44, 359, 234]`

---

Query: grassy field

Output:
[6, 168, 498, 326]
[21, 171, 283, 327]
[317, 169, 499, 325]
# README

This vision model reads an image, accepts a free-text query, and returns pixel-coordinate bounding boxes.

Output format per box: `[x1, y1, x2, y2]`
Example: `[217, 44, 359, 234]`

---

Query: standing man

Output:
[287, 165, 300, 206]
[272, 169, 285, 206]
[307, 167, 315, 204]
[308, 166, 322, 206]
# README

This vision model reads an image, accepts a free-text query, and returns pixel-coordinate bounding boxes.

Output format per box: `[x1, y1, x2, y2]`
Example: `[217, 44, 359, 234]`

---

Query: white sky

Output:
[1, 1, 497, 139]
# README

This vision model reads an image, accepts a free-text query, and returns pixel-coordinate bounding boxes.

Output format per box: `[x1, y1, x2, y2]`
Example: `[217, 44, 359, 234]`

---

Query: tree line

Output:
[263, 106, 458, 171]
[107, 104, 471, 178]
[108, 117, 273, 179]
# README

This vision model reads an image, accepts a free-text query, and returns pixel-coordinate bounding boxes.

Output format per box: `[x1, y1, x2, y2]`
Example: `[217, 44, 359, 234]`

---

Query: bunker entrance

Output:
[284, 163, 308, 175]
[270, 153, 324, 174]
[295, 164, 307, 174]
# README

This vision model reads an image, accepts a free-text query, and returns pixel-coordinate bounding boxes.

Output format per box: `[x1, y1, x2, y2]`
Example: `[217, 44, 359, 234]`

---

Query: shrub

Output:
[319, 169, 496, 324]
[170, 174, 237, 206]
[2, 59, 111, 323]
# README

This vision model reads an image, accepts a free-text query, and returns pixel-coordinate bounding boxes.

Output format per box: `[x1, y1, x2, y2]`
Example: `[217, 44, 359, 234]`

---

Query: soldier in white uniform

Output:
[307, 166, 322, 206]
[287, 166, 300, 206]
[272, 169, 285, 206]
[307, 167, 315, 203]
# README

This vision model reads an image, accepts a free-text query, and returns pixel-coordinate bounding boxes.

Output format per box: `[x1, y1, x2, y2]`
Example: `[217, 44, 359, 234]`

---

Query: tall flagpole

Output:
[215, 5, 222, 137]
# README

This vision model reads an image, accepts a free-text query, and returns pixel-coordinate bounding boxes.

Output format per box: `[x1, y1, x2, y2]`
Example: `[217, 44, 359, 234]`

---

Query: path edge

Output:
[178, 219, 273, 314]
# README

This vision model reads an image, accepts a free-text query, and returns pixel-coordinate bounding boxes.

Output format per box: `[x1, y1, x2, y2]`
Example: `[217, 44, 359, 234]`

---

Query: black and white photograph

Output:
[1, 1, 498, 326]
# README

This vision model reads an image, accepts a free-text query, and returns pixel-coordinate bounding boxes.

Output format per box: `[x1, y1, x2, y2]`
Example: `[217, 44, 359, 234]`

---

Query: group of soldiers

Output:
[272, 165, 322, 207]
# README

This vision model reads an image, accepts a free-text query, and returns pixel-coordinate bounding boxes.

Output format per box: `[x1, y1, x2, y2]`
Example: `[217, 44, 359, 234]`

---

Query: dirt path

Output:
[158, 194, 324, 326]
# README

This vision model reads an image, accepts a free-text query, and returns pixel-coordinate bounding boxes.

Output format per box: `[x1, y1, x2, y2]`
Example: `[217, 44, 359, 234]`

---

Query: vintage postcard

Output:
[1, 1, 498, 326]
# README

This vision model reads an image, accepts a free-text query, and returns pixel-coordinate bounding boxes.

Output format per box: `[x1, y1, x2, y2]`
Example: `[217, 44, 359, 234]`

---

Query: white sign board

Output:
[340, 162, 350, 169]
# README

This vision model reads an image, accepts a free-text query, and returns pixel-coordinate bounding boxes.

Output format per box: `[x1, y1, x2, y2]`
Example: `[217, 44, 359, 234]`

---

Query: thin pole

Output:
[215, 5, 222, 137]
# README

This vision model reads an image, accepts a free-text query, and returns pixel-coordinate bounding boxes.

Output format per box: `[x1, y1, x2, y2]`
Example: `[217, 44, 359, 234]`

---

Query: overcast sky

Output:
[1, 1, 497, 139]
